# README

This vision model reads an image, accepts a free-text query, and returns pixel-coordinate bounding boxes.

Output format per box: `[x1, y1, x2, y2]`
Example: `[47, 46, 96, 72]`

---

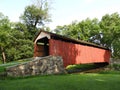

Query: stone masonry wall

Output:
[6, 56, 66, 77]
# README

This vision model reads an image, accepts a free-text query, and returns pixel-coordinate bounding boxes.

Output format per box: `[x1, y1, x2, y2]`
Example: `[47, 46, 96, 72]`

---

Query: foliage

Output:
[20, 0, 51, 40]
[0, 3, 120, 63]
[54, 13, 120, 59]
[0, 13, 33, 63]
[20, 4, 50, 27]
[99, 13, 120, 58]
[0, 0, 52, 63]
[110, 64, 120, 71]
[54, 18, 100, 41]
[0, 12, 11, 63]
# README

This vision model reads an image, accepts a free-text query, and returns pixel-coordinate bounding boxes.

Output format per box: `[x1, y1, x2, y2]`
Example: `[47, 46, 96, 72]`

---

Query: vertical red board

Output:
[49, 39, 111, 67]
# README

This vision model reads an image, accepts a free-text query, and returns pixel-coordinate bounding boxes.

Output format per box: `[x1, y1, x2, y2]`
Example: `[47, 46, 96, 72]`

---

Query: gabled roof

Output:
[34, 30, 110, 50]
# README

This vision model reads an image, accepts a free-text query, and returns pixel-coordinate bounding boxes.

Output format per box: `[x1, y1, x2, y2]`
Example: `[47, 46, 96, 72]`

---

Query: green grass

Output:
[1, 62, 120, 90]
[66, 64, 96, 70]
[0, 73, 120, 90]
[99, 70, 120, 74]
[66, 64, 101, 73]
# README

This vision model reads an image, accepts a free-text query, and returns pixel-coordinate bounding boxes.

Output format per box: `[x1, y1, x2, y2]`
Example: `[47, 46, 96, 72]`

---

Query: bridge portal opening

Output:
[36, 37, 49, 57]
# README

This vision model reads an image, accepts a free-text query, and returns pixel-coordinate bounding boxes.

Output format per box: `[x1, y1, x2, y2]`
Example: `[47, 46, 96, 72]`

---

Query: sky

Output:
[0, 0, 120, 30]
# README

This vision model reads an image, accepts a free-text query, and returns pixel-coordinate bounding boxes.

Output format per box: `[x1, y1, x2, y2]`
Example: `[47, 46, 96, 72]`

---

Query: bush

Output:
[111, 64, 120, 71]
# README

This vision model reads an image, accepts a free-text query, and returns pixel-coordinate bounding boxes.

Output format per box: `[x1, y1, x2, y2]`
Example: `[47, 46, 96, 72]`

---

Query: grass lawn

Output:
[0, 73, 120, 90]
[1, 62, 120, 90]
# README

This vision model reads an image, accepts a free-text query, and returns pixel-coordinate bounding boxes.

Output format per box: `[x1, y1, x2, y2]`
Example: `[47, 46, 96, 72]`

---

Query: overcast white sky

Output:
[0, 0, 120, 30]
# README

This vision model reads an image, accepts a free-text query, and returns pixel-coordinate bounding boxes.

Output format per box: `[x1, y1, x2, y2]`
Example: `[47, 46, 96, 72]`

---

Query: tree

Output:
[14, 22, 32, 39]
[99, 12, 120, 58]
[0, 12, 11, 63]
[54, 13, 120, 59]
[20, 0, 51, 39]
[0, 31, 8, 63]
[6, 24, 34, 61]
[54, 18, 100, 41]
[0, 14, 34, 63]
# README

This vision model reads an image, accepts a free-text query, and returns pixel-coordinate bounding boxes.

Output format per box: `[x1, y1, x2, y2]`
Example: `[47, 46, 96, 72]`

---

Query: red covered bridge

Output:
[34, 30, 111, 67]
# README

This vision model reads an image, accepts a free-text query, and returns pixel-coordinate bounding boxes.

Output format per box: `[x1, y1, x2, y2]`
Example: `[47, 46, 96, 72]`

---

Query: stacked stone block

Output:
[6, 56, 66, 77]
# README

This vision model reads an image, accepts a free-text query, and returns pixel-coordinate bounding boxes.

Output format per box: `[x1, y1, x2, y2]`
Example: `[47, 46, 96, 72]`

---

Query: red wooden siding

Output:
[34, 44, 43, 57]
[49, 39, 111, 67]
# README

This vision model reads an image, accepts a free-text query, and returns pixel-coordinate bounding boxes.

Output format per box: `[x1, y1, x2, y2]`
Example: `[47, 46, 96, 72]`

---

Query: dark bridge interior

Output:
[36, 37, 49, 57]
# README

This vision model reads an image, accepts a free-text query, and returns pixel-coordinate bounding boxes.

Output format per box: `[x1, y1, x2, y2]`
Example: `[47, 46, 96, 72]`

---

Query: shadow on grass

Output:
[66, 63, 108, 73]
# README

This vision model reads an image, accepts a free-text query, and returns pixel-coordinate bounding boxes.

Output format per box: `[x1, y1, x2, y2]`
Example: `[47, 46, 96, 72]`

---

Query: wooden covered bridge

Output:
[34, 30, 111, 67]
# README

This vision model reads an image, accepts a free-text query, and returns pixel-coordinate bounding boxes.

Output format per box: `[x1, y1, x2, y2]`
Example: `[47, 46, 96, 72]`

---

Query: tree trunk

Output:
[1, 46, 6, 64]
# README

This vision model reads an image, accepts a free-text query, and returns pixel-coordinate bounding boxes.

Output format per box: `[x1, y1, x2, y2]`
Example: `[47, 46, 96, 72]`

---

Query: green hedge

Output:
[111, 64, 120, 71]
